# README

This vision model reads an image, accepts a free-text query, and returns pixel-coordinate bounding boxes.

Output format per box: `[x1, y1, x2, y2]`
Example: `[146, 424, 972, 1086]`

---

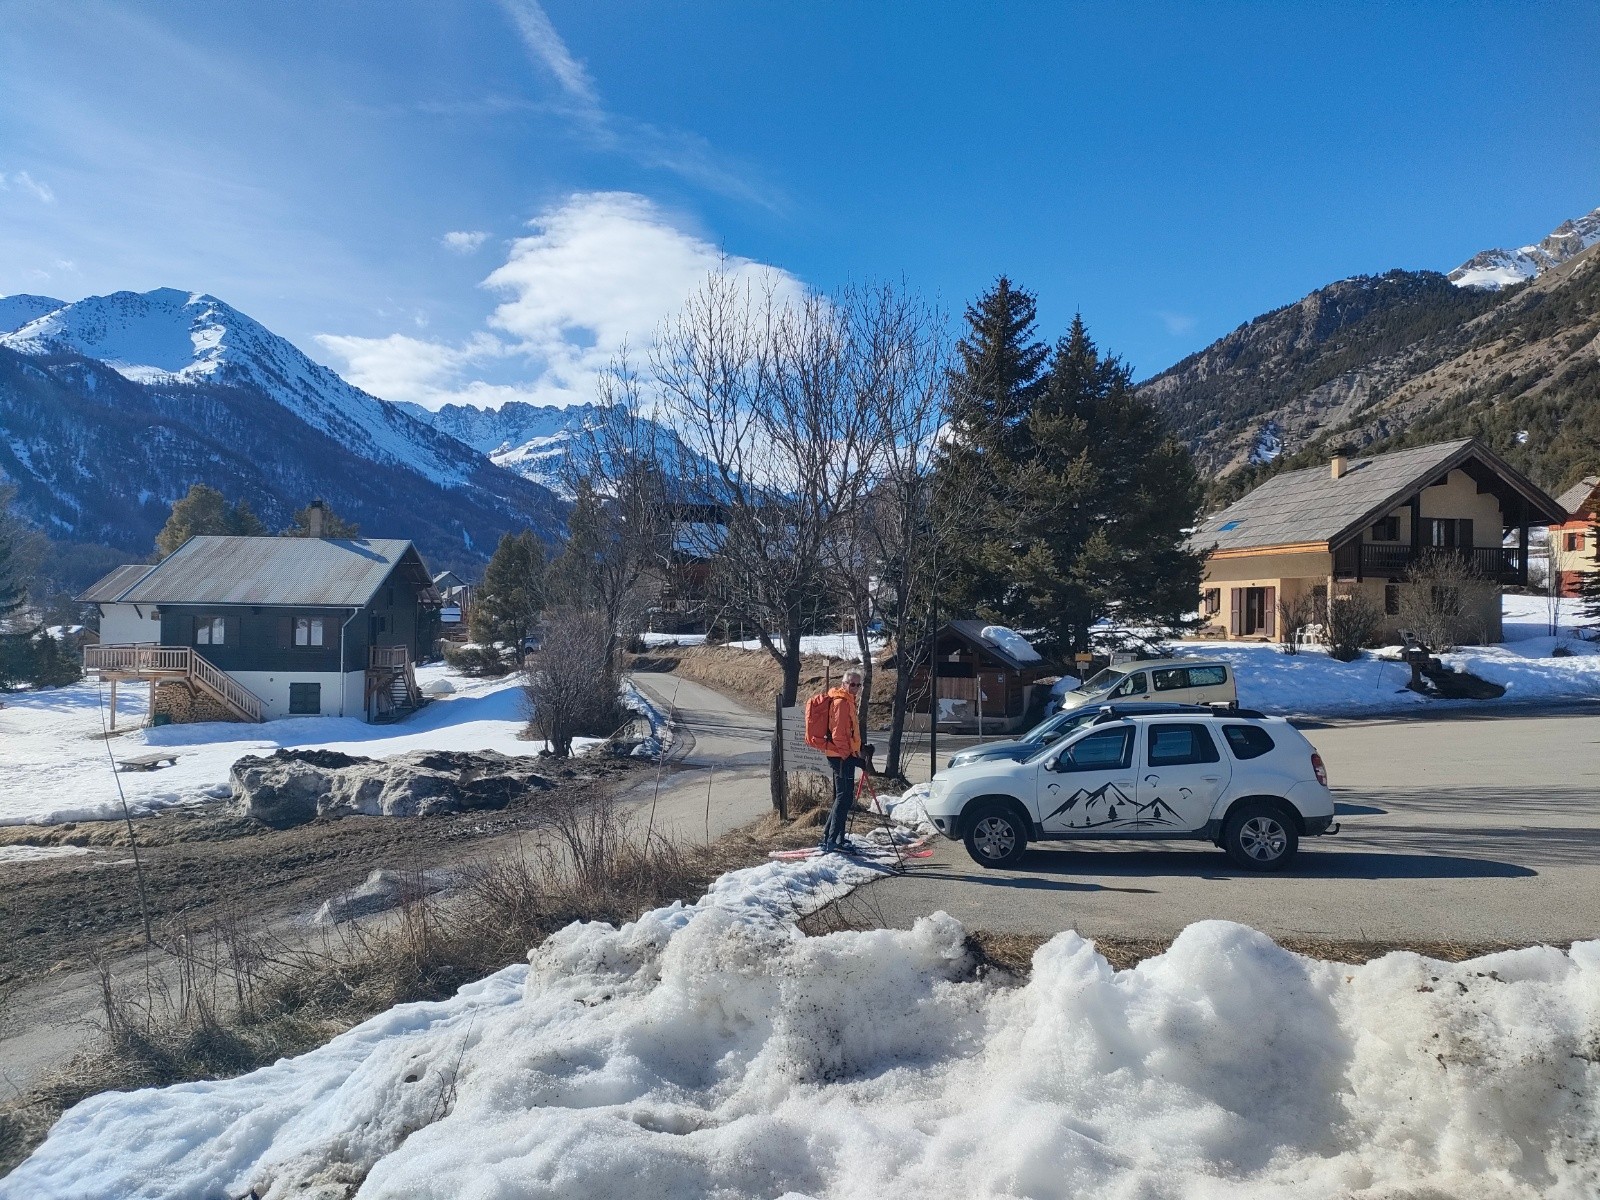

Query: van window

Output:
[1152, 667, 1188, 691]
[1057, 727, 1134, 772]
[1187, 665, 1227, 688]
[1223, 724, 1275, 760]
[1108, 671, 1147, 699]
[1147, 724, 1221, 767]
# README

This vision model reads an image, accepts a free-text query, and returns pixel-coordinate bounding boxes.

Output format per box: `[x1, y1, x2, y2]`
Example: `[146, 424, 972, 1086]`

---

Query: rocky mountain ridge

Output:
[1449, 207, 1600, 291]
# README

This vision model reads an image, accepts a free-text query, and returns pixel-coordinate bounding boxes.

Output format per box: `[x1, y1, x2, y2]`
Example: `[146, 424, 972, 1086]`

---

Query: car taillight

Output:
[1311, 752, 1328, 787]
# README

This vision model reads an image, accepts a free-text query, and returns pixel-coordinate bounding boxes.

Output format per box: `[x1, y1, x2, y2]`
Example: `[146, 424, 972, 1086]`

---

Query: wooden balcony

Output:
[1334, 543, 1525, 584]
[84, 644, 264, 723]
[365, 645, 422, 720]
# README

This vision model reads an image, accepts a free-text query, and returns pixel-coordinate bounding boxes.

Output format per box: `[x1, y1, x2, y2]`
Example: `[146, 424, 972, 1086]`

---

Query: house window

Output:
[289, 682, 321, 715]
[1424, 517, 1473, 549]
[1371, 515, 1400, 542]
[1384, 584, 1400, 616]
[1231, 587, 1275, 637]
[1566, 532, 1581, 552]
[1201, 588, 1221, 616]
[195, 616, 225, 645]
[294, 617, 326, 647]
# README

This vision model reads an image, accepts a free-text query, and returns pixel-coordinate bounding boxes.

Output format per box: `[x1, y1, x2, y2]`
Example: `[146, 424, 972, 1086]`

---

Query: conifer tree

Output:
[471, 530, 547, 650]
[934, 277, 1050, 612]
[155, 484, 267, 557]
[1580, 518, 1600, 621]
[0, 489, 26, 624]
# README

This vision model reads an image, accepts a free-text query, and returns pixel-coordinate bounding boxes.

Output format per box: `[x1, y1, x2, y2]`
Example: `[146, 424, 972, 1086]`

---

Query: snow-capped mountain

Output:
[1448, 206, 1600, 290]
[399, 399, 707, 500]
[0, 293, 65, 335]
[1, 288, 487, 488]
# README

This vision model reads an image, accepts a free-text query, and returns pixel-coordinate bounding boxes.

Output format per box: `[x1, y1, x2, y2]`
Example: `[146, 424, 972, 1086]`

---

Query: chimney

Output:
[1331, 450, 1351, 480]
[307, 499, 326, 538]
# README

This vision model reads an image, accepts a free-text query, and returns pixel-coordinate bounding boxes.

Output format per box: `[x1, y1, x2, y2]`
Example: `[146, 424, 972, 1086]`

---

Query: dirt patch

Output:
[0, 758, 639, 989]
[648, 645, 900, 727]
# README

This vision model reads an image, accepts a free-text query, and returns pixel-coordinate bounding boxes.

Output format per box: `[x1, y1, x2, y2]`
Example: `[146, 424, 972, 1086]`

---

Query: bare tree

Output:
[526, 608, 625, 756]
[1323, 588, 1384, 662]
[822, 282, 956, 777]
[1399, 552, 1499, 651]
[1276, 591, 1318, 655]
[651, 268, 879, 704]
[555, 351, 676, 669]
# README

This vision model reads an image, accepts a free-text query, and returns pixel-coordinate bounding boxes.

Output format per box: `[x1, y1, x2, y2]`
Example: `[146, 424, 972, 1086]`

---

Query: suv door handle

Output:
[1202, 775, 1221, 783]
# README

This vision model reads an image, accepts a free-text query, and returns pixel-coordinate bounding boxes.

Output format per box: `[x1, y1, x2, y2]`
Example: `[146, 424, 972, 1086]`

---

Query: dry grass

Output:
[0, 786, 831, 1177]
[653, 644, 900, 727]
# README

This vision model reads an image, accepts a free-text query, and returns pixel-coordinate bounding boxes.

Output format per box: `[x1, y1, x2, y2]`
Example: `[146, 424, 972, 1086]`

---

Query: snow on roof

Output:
[979, 625, 1041, 663]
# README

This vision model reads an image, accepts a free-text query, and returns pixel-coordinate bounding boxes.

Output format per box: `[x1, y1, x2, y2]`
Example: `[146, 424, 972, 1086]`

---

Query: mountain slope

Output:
[1449, 207, 1600, 291]
[1144, 241, 1600, 506]
[0, 344, 562, 574]
[1, 289, 497, 488]
[0, 294, 65, 335]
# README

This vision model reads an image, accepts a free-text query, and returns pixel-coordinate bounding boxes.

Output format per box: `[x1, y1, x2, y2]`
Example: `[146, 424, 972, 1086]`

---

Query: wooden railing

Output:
[369, 645, 410, 669]
[84, 644, 264, 722]
[1334, 544, 1523, 584]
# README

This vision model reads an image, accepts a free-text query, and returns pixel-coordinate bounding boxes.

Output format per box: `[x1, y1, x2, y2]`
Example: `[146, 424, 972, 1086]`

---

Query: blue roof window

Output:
[1218, 520, 1243, 532]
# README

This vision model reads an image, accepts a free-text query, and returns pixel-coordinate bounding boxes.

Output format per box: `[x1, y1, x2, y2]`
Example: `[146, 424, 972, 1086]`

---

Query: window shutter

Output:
[278, 616, 292, 649]
[1263, 587, 1276, 638]
[1458, 518, 1473, 550]
[178, 614, 195, 644]
[1229, 589, 1242, 636]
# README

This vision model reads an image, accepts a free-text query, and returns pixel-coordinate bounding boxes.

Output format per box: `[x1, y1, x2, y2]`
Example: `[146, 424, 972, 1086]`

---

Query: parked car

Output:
[946, 701, 1216, 769]
[1056, 657, 1235, 713]
[923, 711, 1336, 871]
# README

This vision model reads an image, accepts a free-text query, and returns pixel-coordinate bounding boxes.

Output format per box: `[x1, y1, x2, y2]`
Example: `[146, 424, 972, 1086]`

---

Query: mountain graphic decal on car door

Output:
[1044, 783, 1184, 829]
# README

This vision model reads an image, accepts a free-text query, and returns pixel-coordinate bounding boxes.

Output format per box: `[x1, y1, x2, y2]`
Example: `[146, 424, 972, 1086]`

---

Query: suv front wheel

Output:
[1222, 801, 1299, 871]
[962, 800, 1029, 869]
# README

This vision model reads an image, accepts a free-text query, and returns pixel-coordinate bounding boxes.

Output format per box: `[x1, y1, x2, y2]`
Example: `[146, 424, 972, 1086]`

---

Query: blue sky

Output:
[1, 0, 1597, 409]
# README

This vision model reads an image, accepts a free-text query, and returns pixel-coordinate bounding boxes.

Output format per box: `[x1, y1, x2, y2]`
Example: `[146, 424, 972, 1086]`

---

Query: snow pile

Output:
[980, 625, 1042, 663]
[11, 875, 1600, 1199]
[868, 781, 937, 837]
[0, 667, 591, 827]
[620, 677, 673, 759]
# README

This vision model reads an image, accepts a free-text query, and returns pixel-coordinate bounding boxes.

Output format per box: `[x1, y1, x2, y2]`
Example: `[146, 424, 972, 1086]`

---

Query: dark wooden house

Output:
[888, 620, 1053, 732]
[80, 535, 441, 723]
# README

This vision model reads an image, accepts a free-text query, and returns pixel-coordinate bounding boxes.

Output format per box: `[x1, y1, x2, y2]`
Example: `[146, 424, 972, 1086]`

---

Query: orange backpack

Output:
[804, 691, 835, 753]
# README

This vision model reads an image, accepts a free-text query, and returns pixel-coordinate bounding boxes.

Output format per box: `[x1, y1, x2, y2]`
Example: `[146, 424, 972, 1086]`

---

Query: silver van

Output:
[1057, 658, 1236, 713]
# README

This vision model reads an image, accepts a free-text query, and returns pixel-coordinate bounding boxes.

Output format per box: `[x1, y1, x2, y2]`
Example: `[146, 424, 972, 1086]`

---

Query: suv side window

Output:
[1151, 667, 1189, 692]
[1146, 723, 1221, 767]
[1222, 724, 1275, 760]
[1187, 665, 1227, 687]
[1058, 727, 1134, 772]
[1109, 671, 1147, 699]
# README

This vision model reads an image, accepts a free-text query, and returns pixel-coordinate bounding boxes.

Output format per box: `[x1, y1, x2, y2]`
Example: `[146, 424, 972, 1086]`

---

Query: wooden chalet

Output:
[887, 620, 1053, 733]
[78, 532, 441, 725]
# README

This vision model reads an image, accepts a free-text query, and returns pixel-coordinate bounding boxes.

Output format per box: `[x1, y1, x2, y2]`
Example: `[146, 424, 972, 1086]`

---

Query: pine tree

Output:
[1580, 518, 1600, 621]
[545, 480, 605, 610]
[936, 308, 1205, 655]
[470, 530, 547, 650]
[155, 484, 267, 557]
[0, 488, 26, 624]
[934, 277, 1050, 612]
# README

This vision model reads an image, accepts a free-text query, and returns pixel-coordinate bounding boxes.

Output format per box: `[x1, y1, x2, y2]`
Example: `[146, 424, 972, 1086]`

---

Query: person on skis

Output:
[818, 669, 865, 853]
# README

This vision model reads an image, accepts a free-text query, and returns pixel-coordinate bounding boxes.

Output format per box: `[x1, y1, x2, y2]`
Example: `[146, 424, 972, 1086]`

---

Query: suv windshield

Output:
[1020, 710, 1079, 744]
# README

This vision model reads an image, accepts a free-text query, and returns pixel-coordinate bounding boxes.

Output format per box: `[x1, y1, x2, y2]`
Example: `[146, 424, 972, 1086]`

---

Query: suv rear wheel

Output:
[1222, 801, 1299, 871]
[962, 800, 1029, 869]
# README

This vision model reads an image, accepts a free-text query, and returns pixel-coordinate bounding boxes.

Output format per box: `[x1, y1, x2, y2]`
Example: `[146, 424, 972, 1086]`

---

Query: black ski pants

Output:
[824, 753, 858, 849]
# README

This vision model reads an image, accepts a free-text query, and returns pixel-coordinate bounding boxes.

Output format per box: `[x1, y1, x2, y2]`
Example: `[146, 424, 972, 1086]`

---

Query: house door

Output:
[1230, 587, 1276, 637]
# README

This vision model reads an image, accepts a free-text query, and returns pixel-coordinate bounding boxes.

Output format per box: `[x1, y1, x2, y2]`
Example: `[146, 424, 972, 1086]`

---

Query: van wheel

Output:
[963, 801, 1029, 869]
[1222, 801, 1299, 871]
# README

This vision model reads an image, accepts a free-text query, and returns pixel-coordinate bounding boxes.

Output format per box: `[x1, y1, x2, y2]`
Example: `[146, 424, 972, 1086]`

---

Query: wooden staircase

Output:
[365, 645, 422, 721]
[84, 644, 265, 723]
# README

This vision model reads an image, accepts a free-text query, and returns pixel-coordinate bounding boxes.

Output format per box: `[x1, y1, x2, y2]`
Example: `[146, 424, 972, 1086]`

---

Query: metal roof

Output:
[1195, 438, 1566, 553]
[77, 563, 157, 603]
[111, 536, 420, 607]
[1555, 476, 1599, 519]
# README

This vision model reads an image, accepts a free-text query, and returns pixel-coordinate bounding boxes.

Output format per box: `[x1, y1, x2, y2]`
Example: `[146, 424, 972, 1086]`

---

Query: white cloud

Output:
[1157, 310, 1197, 337]
[496, 0, 600, 115]
[441, 230, 490, 254]
[0, 170, 56, 203]
[318, 191, 803, 411]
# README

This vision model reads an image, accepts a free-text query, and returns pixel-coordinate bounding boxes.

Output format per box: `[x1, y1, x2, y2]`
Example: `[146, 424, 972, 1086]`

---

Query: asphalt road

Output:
[860, 706, 1600, 944]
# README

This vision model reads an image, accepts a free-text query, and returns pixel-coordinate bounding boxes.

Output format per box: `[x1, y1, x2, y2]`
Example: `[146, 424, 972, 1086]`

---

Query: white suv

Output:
[923, 710, 1337, 871]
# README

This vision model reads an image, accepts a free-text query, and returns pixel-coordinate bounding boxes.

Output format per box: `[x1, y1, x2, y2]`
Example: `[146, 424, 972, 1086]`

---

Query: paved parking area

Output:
[862, 707, 1600, 944]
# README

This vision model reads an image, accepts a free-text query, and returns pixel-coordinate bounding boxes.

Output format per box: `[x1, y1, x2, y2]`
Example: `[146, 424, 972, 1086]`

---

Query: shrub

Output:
[525, 608, 627, 756]
[443, 643, 510, 677]
[1398, 552, 1498, 651]
[1324, 588, 1384, 662]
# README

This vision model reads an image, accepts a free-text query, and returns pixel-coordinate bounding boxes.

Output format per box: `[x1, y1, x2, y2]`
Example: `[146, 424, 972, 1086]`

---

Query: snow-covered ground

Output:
[8, 850, 1598, 1200]
[642, 631, 887, 662]
[0, 666, 594, 827]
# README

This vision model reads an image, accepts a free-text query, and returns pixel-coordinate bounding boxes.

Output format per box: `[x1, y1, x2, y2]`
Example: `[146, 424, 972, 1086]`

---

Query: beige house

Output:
[1193, 438, 1567, 645]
